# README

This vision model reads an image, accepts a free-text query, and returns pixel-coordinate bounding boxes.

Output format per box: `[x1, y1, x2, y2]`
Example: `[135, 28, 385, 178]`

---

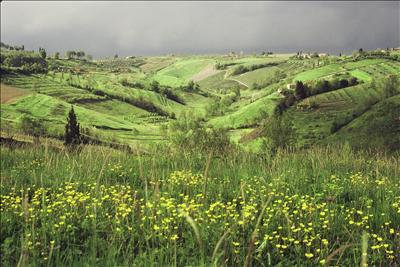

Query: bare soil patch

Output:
[1, 84, 28, 103]
[191, 64, 221, 82]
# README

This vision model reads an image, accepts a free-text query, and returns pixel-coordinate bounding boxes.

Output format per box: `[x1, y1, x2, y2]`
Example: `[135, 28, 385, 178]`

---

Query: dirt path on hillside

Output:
[229, 78, 249, 88]
[191, 64, 220, 82]
[1, 84, 28, 103]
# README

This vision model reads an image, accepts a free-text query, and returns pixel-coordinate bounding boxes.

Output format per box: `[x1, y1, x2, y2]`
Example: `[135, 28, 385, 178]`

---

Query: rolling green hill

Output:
[1, 48, 399, 150]
[325, 94, 400, 150]
[152, 58, 214, 86]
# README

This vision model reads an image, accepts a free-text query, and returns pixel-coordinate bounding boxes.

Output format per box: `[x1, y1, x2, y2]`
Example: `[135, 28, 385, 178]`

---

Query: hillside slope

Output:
[1, 47, 399, 150]
[324, 95, 400, 150]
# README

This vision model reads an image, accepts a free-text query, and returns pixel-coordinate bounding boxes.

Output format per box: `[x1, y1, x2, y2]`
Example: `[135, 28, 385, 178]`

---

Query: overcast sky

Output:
[1, 1, 399, 58]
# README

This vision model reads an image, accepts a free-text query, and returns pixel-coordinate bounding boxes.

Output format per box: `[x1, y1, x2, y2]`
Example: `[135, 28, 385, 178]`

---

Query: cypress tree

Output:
[294, 81, 307, 100]
[65, 106, 80, 145]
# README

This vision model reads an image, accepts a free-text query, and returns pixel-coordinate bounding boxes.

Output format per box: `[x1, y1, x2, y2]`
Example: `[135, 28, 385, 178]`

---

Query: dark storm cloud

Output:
[1, 1, 398, 57]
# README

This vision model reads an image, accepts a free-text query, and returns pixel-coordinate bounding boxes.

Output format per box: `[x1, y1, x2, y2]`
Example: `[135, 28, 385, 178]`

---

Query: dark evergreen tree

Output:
[187, 80, 195, 92]
[66, 51, 74, 59]
[150, 81, 160, 93]
[65, 106, 81, 145]
[77, 51, 85, 59]
[339, 79, 349, 88]
[294, 81, 307, 100]
[349, 77, 358, 86]
[315, 80, 331, 93]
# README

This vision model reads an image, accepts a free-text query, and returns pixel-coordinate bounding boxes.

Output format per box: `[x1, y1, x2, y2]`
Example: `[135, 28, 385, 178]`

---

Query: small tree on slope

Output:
[65, 106, 81, 146]
[261, 110, 296, 155]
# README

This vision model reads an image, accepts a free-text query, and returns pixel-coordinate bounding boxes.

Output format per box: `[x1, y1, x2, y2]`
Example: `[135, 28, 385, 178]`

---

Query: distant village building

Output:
[298, 52, 312, 59]
[297, 52, 328, 59]
[227, 51, 241, 58]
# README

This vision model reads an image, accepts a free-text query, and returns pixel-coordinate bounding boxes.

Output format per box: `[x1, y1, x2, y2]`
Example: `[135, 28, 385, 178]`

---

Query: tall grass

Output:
[1, 144, 399, 266]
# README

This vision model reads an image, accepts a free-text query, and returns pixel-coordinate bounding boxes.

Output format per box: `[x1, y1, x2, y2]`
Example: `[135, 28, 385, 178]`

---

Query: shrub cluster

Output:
[260, 113, 296, 154]
[276, 77, 359, 112]
[1, 42, 24, 51]
[120, 79, 145, 89]
[149, 81, 185, 104]
[168, 113, 234, 156]
[214, 62, 236, 70]
[307, 77, 359, 96]
[231, 62, 279, 75]
[59, 74, 172, 117]
[353, 49, 399, 60]
[205, 88, 240, 116]
[65, 50, 86, 60]
[119, 79, 185, 105]
[1, 51, 48, 73]
[179, 80, 200, 92]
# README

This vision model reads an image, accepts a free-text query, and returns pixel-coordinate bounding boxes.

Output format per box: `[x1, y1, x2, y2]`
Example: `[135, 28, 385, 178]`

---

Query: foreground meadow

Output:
[1, 144, 399, 266]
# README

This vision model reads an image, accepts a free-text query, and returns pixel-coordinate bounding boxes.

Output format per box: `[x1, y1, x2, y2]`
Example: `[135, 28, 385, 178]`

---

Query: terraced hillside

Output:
[1, 48, 399, 150]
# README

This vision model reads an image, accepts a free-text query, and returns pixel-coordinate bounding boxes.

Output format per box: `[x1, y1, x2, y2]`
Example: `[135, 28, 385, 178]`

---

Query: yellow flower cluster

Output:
[165, 170, 206, 186]
[1, 170, 399, 265]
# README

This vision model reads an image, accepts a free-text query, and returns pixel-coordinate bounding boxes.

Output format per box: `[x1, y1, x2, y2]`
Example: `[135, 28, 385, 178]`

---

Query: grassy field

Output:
[233, 66, 282, 88]
[198, 71, 245, 92]
[1, 94, 139, 135]
[293, 64, 343, 81]
[1, 144, 399, 266]
[293, 59, 391, 82]
[208, 92, 280, 128]
[153, 58, 215, 87]
[325, 95, 400, 148]
[349, 69, 372, 82]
